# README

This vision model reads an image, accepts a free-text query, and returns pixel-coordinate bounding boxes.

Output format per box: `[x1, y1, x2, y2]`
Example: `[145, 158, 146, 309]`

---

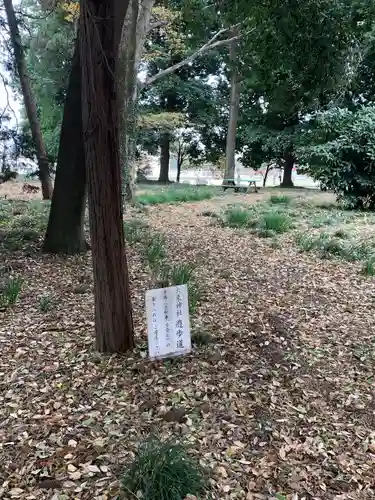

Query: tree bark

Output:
[177, 160, 182, 182]
[281, 152, 295, 188]
[79, 0, 134, 353]
[158, 132, 170, 183]
[43, 38, 88, 254]
[223, 31, 240, 184]
[120, 0, 155, 202]
[3, 0, 53, 199]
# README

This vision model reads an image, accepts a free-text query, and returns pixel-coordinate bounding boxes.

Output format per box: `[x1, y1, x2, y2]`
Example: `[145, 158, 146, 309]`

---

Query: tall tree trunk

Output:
[120, 0, 155, 202]
[177, 160, 182, 182]
[158, 132, 170, 183]
[43, 38, 88, 254]
[3, 0, 53, 200]
[119, 0, 139, 204]
[281, 152, 295, 188]
[79, 0, 134, 353]
[223, 31, 240, 184]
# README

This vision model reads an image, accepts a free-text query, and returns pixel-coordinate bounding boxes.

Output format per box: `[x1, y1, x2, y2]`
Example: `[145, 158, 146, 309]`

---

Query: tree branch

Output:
[147, 19, 169, 32]
[141, 26, 241, 88]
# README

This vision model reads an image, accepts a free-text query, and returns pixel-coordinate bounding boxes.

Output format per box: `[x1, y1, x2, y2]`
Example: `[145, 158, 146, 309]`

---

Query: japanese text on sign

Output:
[146, 284, 191, 360]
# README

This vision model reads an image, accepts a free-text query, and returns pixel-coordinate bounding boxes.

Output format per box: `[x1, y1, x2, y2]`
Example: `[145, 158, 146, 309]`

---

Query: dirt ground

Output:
[0, 186, 374, 500]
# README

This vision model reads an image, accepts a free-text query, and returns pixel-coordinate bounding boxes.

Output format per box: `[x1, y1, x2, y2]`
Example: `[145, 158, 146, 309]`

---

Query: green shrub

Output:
[0, 276, 23, 308]
[299, 106, 375, 210]
[269, 194, 292, 205]
[144, 233, 167, 269]
[259, 212, 292, 233]
[122, 436, 207, 500]
[224, 207, 251, 227]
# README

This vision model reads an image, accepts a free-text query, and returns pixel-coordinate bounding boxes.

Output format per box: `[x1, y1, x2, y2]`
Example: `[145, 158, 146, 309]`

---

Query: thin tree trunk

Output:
[281, 152, 295, 188]
[119, 0, 138, 204]
[158, 132, 170, 183]
[79, 0, 134, 353]
[43, 38, 88, 254]
[223, 30, 240, 184]
[120, 0, 155, 202]
[177, 161, 182, 182]
[3, 0, 53, 199]
[263, 164, 271, 187]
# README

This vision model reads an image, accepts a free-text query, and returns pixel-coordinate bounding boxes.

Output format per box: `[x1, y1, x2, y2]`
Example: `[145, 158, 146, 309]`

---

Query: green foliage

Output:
[269, 194, 292, 205]
[137, 186, 216, 205]
[296, 232, 374, 261]
[192, 329, 212, 346]
[259, 212, 292, 233]
[362, 256, 375, 276]
[224, 207, 252, 228]
[124, 219, 149, 245]
[159, 262, 201, 314]
[0, 200, 49, 252]
[299, 106, 375, 210]
[144, 233, 167, 269]
[121, 436, 207, 500]
[38, 295, 54, 313]
[0, 276, 23, 308]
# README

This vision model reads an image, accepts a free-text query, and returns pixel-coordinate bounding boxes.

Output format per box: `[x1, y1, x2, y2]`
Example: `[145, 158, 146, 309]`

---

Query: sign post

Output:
[145, 284, 191, 360]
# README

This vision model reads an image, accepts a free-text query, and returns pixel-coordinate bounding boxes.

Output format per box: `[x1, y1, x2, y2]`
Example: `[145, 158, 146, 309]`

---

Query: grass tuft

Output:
[269, 194, 292, 205]
[192, 330, 212, 346]
[296, 232, 374, 262]
[124, 219, 149, 245]
[38, 295, 54, 313]
[0, 276, 23, 308]
[144, 233, 167, 269]
[258, 212, 292, 233]
[361, 256, 375, 276]
[121, 436, 207, 500]
[158, 263, 201, 314]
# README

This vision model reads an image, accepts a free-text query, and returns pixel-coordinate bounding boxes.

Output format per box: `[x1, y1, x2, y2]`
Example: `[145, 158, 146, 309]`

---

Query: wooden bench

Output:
[222, 179, 258, 193]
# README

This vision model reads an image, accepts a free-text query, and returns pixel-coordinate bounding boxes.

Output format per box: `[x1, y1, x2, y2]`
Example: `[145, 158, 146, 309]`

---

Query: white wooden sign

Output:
[145, 284, 191, 360]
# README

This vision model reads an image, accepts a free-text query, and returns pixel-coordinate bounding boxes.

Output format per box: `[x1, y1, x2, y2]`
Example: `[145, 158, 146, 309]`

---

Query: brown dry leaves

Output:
[1, 191, 375, 499]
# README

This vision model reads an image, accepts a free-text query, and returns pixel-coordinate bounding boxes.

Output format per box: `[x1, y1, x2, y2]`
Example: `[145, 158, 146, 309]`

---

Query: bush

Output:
[224, 207, 251, 227]
[299, 106, 375, 210]
[269, 194, 292, 205]
[0, 276, 23, 308]
[259, 212, 292, 233]
[122, 436, 207, 500]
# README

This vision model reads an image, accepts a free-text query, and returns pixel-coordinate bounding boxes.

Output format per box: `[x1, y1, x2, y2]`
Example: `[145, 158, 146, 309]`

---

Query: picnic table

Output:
[222, 179, 259, 193]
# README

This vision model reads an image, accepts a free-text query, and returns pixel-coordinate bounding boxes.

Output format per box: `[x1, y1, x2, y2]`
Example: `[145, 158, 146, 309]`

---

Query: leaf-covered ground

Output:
[1, 185, 375, 500]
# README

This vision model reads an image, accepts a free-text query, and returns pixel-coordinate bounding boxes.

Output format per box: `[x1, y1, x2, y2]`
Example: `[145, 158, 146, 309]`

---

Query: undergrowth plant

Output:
[137, 186, 216, 206]
[144, 233, 167, 269]
[0, 276, 23, 308]
[269, 194, 292, 205]
[121, 436, 207, 500]
[296, 232, 374, 262]
[158, 262, 201, 314]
